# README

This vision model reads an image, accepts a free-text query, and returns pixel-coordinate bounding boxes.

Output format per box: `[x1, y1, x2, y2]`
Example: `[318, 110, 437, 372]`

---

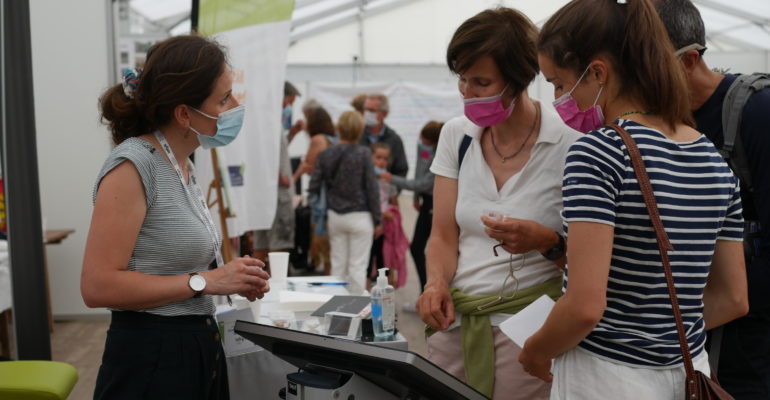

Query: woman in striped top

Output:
[519, 0, 749, 398]
[82, 35, 270, 399]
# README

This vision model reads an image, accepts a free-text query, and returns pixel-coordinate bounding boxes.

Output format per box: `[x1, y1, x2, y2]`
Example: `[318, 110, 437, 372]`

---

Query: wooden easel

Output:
[206, 148, 233, 263]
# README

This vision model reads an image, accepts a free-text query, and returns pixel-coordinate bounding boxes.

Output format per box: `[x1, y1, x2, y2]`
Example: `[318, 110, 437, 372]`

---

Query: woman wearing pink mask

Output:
[416, 8, 581, 399]
[518, 0, 748, 398]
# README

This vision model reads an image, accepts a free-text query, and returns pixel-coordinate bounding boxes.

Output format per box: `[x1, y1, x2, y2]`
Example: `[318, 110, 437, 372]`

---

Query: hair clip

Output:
[617, 0, 627, 3]
[121, 67, 142, 99]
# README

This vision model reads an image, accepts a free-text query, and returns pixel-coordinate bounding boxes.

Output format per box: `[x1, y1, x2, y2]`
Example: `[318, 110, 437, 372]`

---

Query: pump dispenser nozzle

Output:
[376, 268, 389, 288]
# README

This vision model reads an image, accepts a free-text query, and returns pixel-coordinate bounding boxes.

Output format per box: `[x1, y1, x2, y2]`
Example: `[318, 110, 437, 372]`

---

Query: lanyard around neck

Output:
[153, 131, 224, 268]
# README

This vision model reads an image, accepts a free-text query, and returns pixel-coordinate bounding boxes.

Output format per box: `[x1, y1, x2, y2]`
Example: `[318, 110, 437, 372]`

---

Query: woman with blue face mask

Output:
[416, 8, 582, 399]
[519, 0, 748, 398]
[83, 35, 270, 399]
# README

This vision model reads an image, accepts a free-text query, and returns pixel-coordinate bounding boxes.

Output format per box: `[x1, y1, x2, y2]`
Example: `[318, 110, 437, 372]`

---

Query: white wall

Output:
[30, 0, 112, 317]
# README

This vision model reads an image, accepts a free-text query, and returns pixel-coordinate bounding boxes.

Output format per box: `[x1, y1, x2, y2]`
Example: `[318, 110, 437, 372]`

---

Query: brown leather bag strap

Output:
[610, 124, 699, 394]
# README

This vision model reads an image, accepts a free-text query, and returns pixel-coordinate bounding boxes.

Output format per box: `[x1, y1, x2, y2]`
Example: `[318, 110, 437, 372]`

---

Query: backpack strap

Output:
[458, 134, 472, 170]
[721, 73, 770, 194]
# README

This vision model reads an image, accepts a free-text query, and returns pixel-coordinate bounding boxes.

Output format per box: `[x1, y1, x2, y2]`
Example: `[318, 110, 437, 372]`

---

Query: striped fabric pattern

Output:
[562, 120, 743, 368]
[93, 138, 220, 316]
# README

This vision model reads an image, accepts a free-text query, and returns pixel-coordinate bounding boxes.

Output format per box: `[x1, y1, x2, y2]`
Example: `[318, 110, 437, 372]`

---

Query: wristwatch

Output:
[188, 272, 206, 298]
[541, 233, 565, 261]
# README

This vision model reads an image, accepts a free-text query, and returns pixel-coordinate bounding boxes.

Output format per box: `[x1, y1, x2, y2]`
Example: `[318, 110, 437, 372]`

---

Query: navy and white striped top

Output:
[562, 120, 743, 368]
[93, 138, 220, 316]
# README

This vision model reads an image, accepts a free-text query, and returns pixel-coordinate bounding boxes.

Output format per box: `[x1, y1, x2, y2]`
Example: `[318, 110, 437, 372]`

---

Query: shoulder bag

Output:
[611, 124, 734, 400]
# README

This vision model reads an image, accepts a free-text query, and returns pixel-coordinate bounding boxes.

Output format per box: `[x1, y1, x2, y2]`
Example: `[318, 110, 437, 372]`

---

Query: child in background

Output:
[378, 121, 443, 311]
[371, 143, 409, 288]
[379, 121, 442, 288]
[372, 143, 398, 215]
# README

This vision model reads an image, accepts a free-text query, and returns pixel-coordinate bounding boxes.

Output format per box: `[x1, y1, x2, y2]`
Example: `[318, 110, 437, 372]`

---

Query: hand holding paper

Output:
[500, 294, 556, 382]
[499, 294, 555, 347]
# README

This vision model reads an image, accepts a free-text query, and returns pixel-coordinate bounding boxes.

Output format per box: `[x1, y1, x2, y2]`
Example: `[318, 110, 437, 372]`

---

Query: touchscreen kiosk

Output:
[235, 321, 488, 400]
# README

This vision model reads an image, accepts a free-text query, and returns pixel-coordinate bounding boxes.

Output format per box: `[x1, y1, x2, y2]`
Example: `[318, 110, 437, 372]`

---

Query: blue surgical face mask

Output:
[373, 165, 386, 175]
[190, 104, 246, 149]
[417, 141, 433, 153]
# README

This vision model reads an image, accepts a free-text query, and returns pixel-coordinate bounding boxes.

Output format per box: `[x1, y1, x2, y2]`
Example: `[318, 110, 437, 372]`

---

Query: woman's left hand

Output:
[481, 216, 554, 255]
[519, 338, 553, 382]
[238, 280, 270, 301]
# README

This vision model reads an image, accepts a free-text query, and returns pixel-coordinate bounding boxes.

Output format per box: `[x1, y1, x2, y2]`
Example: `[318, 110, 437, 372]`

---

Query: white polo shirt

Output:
[430, 104, 581, 303]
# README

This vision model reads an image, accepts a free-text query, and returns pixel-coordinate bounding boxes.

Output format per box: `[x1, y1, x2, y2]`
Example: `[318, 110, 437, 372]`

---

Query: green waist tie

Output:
[426, 276, 563, 398]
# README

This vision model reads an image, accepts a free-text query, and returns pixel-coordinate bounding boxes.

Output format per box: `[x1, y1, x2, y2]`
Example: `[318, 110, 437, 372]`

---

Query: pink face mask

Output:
[463, 85, 515, 127]
[553, 67, 605, 133]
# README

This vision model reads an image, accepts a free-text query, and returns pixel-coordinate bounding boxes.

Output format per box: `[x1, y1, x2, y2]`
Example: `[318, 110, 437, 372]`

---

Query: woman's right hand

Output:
[201, 256, 270, 297]
[418, 280, 455, 331]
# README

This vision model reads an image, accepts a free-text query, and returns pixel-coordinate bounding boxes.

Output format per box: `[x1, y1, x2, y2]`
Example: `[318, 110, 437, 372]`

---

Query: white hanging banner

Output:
[196, 1, 295, 238]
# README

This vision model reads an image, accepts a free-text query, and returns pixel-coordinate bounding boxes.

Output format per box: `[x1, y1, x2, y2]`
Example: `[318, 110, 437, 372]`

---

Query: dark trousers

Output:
[410, 195, 433, 292]
[714, 312, 770, 399]
[94, 311, 229, 400]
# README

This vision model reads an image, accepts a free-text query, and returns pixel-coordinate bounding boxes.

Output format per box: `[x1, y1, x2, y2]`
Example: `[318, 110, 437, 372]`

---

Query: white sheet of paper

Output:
[278, 290, 334, 311]
[499, 294, 556, 348]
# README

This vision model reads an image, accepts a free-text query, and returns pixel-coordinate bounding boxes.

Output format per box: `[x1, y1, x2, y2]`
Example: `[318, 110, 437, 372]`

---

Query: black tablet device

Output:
[234, 320, 489, 400]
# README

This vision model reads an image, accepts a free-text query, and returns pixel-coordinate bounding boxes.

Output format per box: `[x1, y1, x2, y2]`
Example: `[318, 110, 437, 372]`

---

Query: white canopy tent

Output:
[127, 0, 770, 111]
[126, 0, 770, 182]
[129, 0, 770, 60]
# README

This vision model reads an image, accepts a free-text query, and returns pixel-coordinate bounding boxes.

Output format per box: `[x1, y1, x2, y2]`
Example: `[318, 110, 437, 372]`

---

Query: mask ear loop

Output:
[188, 106, 215, 137]
[192, 106, 218, 120]
[592, 82, 604, 107]
[567, 65, 592, 96]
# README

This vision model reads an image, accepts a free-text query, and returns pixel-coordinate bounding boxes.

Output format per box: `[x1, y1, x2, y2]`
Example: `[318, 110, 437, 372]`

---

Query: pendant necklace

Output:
[490, 103, 540, 163]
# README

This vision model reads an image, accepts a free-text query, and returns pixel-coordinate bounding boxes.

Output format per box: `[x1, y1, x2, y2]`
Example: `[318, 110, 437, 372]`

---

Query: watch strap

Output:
[541, 233, 565, 260]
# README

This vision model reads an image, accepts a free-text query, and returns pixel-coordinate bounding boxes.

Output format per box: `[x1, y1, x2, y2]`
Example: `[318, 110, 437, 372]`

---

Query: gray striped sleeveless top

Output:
[93, 137, 221, 316]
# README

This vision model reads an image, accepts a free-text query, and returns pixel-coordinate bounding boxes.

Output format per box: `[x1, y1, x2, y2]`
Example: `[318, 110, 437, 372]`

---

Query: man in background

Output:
[358, 93, 408, 178]
[657, 1, 770, 398]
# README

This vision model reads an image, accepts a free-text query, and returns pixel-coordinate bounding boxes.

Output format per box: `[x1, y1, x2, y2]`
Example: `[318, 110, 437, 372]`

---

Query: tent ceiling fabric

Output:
[130, 0, 770, 52]
[694, 0, 770, 51]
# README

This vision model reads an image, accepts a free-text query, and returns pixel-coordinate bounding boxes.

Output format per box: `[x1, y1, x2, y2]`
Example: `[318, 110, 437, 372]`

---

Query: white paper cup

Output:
[232, 295, 249, 310]
[268, 251, 290, 289]
[248, 299, 262, 323]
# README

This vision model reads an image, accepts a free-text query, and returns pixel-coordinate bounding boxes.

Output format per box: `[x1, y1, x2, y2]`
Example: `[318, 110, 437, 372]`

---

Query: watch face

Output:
[190, 274, 206, 292]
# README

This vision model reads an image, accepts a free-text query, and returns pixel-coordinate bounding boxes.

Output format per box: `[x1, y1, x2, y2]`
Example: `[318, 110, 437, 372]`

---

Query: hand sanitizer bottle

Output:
[371, 267, 395, 341]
